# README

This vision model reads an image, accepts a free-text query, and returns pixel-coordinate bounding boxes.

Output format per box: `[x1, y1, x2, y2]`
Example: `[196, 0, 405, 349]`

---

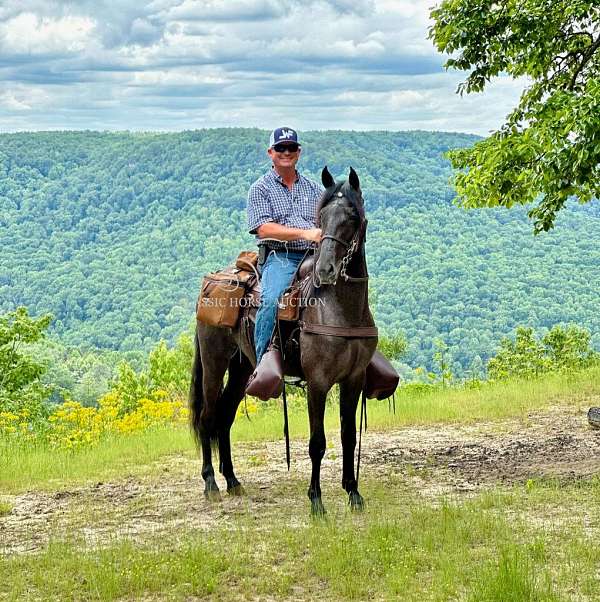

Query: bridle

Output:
[313, 192, 369, 287]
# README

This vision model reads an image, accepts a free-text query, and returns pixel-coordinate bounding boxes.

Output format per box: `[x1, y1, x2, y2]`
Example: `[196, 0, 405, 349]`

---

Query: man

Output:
[247, 126, 322, 375]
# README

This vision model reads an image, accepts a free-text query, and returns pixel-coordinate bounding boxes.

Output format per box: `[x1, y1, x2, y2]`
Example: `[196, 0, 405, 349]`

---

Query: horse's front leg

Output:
[339, 374, 365, 511]
[307, 382, 329, 516]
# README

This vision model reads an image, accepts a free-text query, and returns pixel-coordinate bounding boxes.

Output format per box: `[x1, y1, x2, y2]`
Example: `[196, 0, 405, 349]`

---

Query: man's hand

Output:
[257, 222, 322, 243]
[302, 228, 322, 243]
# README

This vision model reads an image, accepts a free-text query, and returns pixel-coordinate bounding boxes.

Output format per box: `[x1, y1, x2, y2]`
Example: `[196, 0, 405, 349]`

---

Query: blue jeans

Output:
[255, 249, 304, 363]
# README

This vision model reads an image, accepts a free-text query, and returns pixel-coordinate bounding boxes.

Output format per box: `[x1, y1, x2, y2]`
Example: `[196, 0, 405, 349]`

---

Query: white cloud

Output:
[168, 0, 287, 21]
[0, 12, 95, 55]
[0, 91, 31, 111]
[0, 83, 53, 112]
[0, 0, 525, 134]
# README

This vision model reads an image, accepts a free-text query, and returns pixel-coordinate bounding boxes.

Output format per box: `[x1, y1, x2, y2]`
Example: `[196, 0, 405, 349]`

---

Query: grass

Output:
[0, 426, 194, 493]
[3, 364, 600, 600]
[2, 366, 600, 493]
[365, 365, 600, 429]
[3, 478, 599, 601]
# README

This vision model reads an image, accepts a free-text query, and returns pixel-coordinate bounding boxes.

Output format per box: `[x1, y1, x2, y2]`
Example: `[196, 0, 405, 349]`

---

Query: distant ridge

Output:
[1, 129, 598, 373]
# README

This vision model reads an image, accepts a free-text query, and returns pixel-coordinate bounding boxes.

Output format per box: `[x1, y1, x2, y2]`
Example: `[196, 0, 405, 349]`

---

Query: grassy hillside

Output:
[1, 129, 599, 373]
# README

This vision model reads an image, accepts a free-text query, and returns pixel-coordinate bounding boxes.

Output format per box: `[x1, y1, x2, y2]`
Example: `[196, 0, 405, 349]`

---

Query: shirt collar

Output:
[270, 168, 300, 185]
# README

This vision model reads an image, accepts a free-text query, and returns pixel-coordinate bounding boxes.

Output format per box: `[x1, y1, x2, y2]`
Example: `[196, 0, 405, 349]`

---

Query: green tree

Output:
[148, 334, 194, 400]
[432, 338, 454, 386]
[488, 326, 549, 379]
[109, 334, 194, 413]
[110, 362, 152, 416]
[2, 130, 600, 375]
[430, 1, 600, 233]
[542, 324, 598, 369]
[0, 307, 52, 415]
[487, 324, 597, 379]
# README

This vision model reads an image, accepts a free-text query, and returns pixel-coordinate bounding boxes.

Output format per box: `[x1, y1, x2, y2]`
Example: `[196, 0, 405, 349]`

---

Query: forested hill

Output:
[1, 129, 599, 375]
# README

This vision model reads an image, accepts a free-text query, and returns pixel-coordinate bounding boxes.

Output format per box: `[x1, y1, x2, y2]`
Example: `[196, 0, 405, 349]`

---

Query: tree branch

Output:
[569, 36, 600, 90]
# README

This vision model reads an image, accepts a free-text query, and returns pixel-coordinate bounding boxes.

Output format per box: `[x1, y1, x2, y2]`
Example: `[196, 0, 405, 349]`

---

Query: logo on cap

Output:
[269, 127, 299, 148]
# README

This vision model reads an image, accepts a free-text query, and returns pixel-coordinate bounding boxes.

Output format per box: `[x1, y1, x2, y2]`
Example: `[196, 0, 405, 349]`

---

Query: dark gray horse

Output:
[189, 167, 377, 515]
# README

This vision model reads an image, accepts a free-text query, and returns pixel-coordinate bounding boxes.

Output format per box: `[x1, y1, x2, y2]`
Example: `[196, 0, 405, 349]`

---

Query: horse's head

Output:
[315, 166, 366, 286]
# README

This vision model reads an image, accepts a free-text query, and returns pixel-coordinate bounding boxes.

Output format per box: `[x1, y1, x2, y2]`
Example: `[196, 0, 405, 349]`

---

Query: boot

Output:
[245, 346, 284, 401]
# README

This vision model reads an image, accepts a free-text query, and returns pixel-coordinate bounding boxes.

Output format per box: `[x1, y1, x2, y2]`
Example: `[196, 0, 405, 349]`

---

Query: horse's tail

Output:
[189, 325, 204, 448]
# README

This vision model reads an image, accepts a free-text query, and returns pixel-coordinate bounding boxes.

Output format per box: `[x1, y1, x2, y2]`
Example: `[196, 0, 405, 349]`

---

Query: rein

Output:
[305, 215, 376, 338]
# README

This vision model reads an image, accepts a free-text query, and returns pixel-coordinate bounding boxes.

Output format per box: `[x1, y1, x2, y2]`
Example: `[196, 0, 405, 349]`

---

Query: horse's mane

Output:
[315, 180, 365, 227]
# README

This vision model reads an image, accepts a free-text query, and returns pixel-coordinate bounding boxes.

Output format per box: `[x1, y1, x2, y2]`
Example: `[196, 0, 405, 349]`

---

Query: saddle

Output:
[247, 253, 315, 323]
[197, 249, 399, 401]
[195, 251, 261, 328]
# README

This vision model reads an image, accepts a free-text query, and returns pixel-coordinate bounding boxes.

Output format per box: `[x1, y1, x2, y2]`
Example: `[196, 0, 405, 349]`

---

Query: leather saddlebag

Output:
[277, 286, 301, 321]
[364, 350, 400, 400]
[236, 250, 258, 271]
[196, 268, 254, 328]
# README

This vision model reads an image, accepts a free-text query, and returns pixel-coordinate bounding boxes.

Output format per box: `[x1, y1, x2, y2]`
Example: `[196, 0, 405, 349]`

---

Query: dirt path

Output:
[2, 405, 599, 555]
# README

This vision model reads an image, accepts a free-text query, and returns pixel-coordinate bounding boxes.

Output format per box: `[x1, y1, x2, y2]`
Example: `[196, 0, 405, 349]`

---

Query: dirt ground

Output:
[2, 404, 600, 555]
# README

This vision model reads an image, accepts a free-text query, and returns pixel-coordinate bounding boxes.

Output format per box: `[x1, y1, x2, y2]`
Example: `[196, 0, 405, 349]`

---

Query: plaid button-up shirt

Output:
[247, 169, 323, 251]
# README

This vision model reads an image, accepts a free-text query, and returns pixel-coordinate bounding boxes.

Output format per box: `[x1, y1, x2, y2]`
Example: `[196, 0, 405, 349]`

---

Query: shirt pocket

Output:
[300, 196, 317, 223]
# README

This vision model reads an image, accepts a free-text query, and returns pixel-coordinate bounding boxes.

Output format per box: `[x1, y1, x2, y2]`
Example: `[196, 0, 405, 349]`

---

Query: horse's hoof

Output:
[349, 491, 365, 512]
[310, 498, 327, 517]
[204, 489, 222, 502]
[204, 477, 221, 502]
[227, 484, 245, 497]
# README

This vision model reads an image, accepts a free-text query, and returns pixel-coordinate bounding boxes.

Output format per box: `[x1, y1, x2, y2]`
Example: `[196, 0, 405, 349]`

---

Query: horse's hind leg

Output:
[198, 332, 231, 501]
[218, 352, 253, 495]
[339, 375, 365, 511]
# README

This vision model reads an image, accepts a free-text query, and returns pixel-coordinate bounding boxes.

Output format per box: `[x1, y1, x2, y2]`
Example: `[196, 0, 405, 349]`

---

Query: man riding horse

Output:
[191, 132, 399, 513]
[246, 127, 322, 390]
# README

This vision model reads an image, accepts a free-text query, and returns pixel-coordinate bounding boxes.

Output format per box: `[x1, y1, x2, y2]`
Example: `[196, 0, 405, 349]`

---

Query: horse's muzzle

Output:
[316, 261, 338, 285]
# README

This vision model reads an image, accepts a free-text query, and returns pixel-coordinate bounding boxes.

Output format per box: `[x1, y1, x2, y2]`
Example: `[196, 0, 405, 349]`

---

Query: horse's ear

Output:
[349, 166, 360, 191]
[322, 166, 335, 189]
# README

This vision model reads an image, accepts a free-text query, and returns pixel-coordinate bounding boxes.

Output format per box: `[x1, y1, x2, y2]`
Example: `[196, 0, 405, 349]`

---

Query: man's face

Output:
[268, 143, 301, 170]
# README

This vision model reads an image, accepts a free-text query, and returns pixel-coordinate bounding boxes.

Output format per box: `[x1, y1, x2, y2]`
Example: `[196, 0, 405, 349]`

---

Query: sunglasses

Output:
[272, 144, 300, 153]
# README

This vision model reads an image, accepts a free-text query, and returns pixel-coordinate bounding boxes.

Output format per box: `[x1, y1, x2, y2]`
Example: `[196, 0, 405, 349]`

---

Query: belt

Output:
[261, 243, 314, 254]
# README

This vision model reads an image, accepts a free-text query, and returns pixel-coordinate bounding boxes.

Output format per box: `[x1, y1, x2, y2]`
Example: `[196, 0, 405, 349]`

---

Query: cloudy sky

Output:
[0, 0, 525, 134]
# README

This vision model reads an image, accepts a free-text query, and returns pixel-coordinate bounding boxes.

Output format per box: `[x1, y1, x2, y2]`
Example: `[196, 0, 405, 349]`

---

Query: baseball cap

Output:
[269, 127, 300, 148]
